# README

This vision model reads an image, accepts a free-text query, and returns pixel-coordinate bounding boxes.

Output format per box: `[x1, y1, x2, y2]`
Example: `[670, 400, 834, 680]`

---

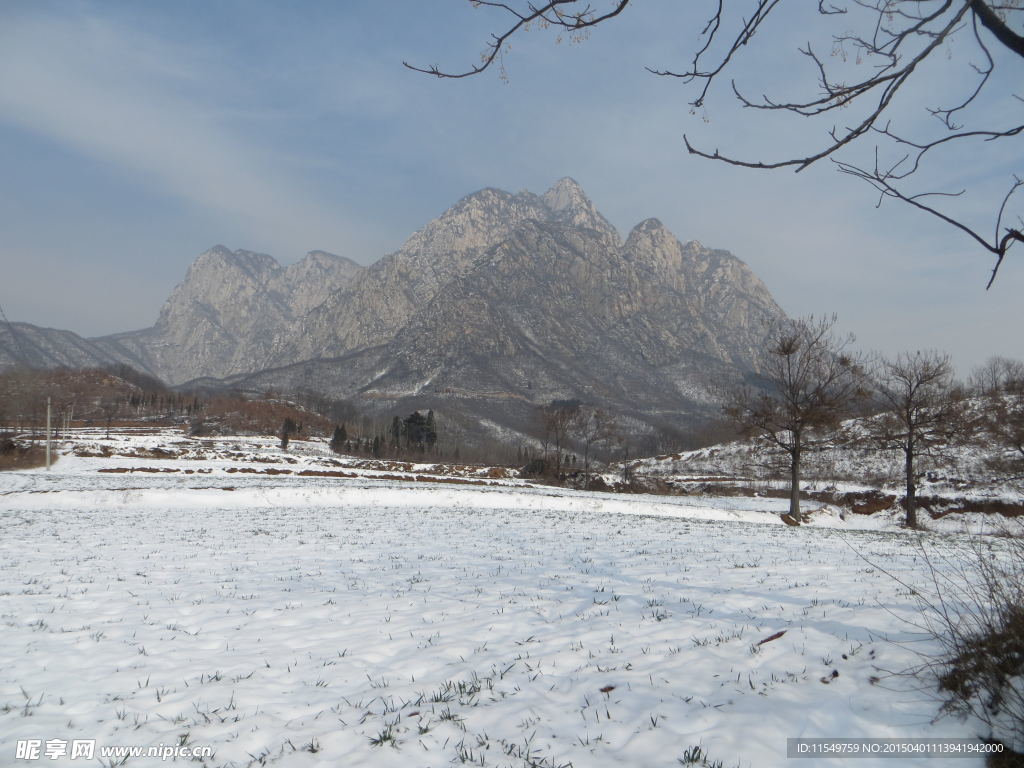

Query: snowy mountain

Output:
[217, 179, 786, 441]
[0, 179, 787, 442]
[92, 248, 364, 382]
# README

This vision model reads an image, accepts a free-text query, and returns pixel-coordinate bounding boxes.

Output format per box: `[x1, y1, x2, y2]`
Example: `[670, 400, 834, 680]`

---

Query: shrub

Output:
[520, 457, 549, 478]
[0, 437, 49, 471]
[910, 535, 1024, 754]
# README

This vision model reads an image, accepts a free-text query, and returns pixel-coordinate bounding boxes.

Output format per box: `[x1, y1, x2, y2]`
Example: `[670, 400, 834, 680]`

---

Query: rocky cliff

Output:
[224, 179, 787, 441]
[93, 248, 363, 382]
[1, 178, 787, 443]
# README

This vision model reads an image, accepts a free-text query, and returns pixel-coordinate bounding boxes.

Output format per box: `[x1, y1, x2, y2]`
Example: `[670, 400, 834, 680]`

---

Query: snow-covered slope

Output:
[628, 410, 1023, 516]
[0, 428, 1016, 766]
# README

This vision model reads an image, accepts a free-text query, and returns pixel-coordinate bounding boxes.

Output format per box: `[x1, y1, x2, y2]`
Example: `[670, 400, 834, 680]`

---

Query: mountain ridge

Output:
[1, 178, 787, 446]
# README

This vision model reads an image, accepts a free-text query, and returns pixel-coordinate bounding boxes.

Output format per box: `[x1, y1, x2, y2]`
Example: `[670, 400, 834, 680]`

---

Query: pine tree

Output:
[425, 410, 438, 451]
[329, 424, 346, 454]
[279, 417, 295, 450]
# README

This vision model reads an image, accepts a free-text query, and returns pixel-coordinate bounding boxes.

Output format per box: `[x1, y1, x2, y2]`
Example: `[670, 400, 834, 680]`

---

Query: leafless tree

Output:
[973, 356, 1024, 473]
[572, 405, 611, 488]
[725, 314, 868, 519]
[99, 396, 120, 440]
[540, 399, 581, 476]
[869, 350, 968, 528]
[408, 1, 1024, 284]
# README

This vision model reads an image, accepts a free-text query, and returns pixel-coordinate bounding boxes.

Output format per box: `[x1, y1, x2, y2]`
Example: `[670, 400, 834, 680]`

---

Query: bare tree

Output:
[408, 1, 1024, 284]
[973, 356, 1024, 473]
[869, 351, 968, 528]
[99, 396, 120, 440]
[541, 399, 581, 477]
[725, 315, 867, 519]
[572, 405, 610, 488]
[587, 409, 632, 484]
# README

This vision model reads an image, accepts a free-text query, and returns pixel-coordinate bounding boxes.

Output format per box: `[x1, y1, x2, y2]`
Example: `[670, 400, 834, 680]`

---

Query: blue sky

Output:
[0, 0, 1020, 373]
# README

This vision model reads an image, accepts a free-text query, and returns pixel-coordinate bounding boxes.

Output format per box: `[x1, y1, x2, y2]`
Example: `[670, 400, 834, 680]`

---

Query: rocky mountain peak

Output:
[625, 217, 678, 252]
[542, 177, 588, 211]
[278, 251, 364, 316]
[299, 252, 335, 268]
[191, 246, 279, 282]
[204, 244, 233, 258]
[50, 178, 788, 407]
[289, 250, 361, 276]
[630, 217, 666, 233]
[395, 187, 545, 270]
[301, 250, 340, 265]
[542, 177, 619, 243]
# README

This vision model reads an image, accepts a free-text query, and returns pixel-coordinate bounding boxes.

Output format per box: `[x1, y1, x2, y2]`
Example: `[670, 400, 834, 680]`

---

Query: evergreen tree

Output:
[329, 424, 347, 454]
[403, 411, 428, 449]
[425, 410, 438, 450]
[279, 417, 296, 450]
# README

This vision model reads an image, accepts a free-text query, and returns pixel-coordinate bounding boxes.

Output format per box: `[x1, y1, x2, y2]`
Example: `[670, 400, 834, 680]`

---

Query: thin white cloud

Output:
[0, 10, 362, 259]
[0, 2, 1019, 373]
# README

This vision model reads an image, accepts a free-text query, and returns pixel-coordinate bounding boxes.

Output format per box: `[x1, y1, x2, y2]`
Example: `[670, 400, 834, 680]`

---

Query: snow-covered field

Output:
[0, 430, 1014, 766]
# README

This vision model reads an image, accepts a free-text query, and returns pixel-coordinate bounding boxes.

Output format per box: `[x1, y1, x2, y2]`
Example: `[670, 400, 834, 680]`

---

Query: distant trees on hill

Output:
[323, 411, 440, 460]
[974, 357, 1024, 475]
[0, 366, 196, 436]
[397, 410, 437, 451]
[720, 315, 1024, 528]
[4, 352, 1024, 505]
[526, 401, 620, 487]
[0, 366, 461, 460]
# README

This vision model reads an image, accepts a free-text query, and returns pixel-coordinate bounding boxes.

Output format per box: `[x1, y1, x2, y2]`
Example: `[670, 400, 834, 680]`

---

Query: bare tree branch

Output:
[403, 0, 631, 79]
[970, 0, 1024, 56]
[411, 0, 1024, 283]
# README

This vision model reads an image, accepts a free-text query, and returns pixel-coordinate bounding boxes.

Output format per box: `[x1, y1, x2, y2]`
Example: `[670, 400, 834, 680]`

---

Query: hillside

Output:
[626, 409, 1024, 524]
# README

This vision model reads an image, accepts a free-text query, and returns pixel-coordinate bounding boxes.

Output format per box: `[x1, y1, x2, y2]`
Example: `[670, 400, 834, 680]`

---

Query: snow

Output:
[627, 411, 1024, 529]
[0, 429, 1011, 766]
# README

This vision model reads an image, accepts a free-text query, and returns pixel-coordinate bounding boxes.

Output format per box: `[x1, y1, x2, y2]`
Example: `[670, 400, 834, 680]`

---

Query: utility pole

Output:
[45, 396, 51, 470]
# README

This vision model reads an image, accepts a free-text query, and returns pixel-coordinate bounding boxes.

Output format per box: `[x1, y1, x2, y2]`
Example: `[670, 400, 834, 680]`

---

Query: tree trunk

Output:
[904, 442, 917, 529]
[789, 446, 801, 518]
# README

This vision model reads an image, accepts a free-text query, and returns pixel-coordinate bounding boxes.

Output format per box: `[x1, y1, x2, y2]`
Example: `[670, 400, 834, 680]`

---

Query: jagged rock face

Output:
[542, 177, 619, 242]
[229, 180, 786, 440]
[271, 251, 363, 316]
[356, 215, 781, 406]
[1, 177, 787, 442]
[93, 248, 363, 383]
[279, 180, 617, 363]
